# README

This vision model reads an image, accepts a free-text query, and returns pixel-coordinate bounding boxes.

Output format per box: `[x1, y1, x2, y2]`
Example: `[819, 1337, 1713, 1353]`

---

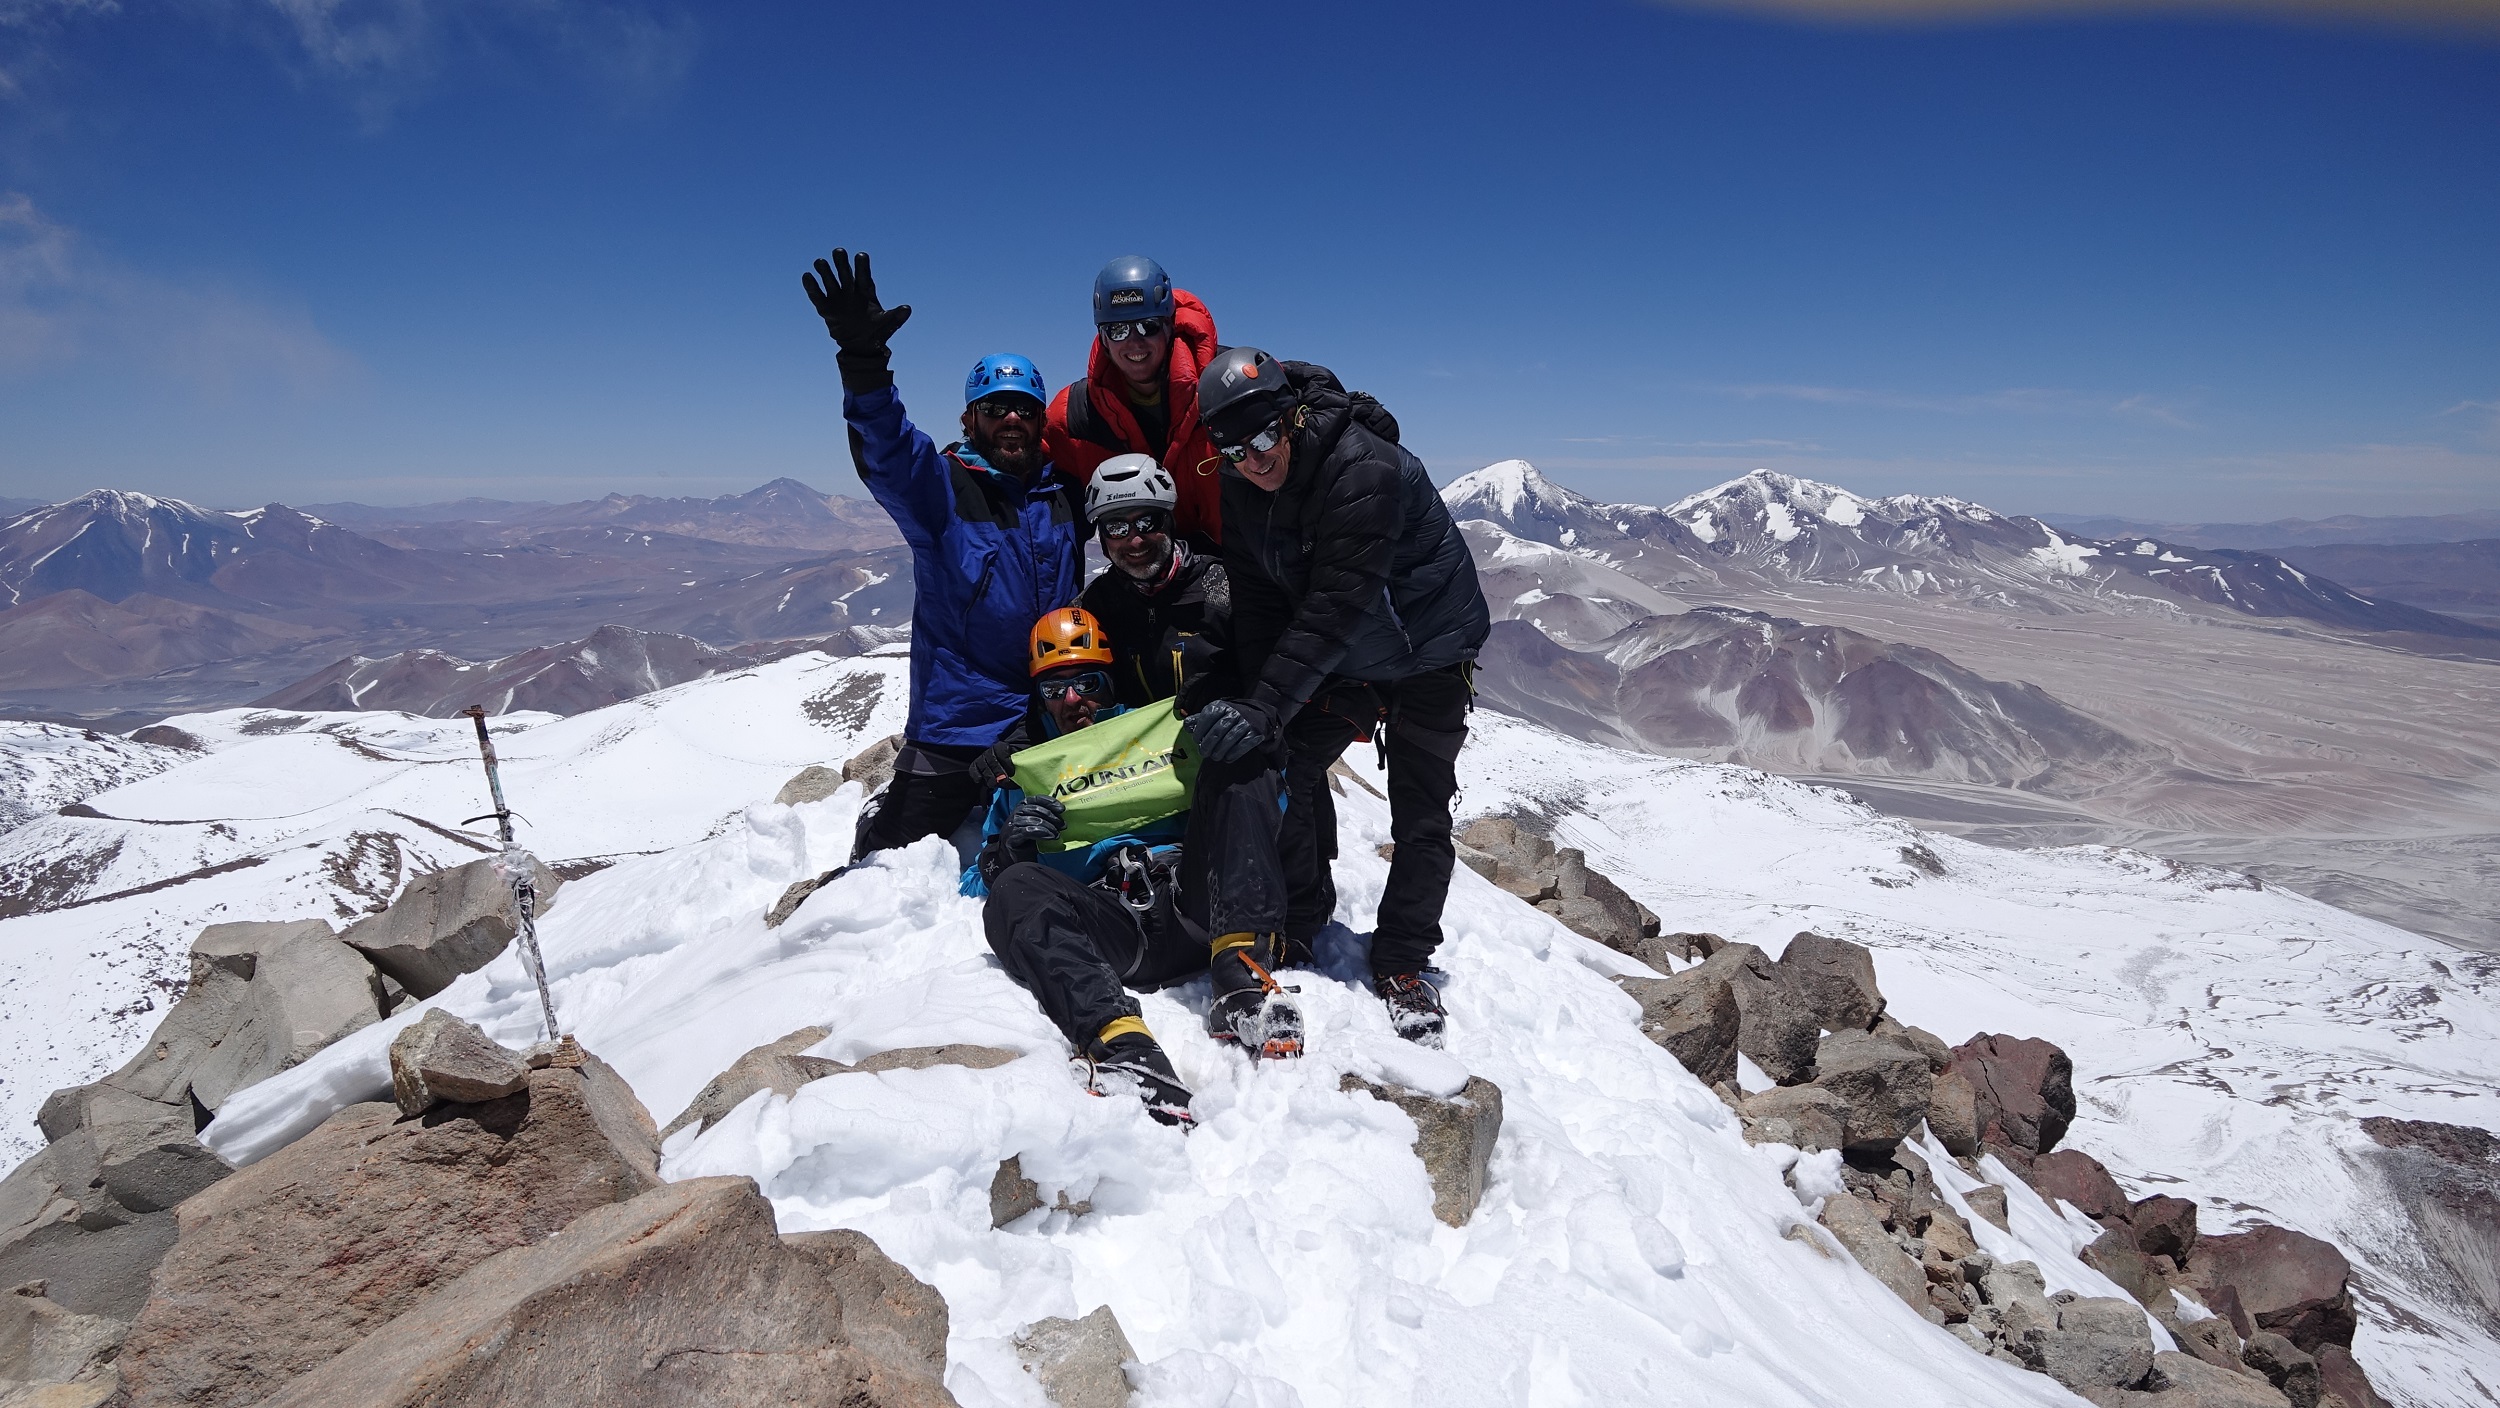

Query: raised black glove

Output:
[1184, 698, 1276, 765]
[802, 248, 912, 390]
[1003, 796, 1066, 852]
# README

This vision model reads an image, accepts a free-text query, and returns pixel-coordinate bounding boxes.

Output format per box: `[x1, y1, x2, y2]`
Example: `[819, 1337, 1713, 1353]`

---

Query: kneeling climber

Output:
[967, 607, 1298, 1127]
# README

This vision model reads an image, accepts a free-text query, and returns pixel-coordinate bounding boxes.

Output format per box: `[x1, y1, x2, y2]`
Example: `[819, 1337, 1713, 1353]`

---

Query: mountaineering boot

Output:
[1375, 971, 1446, 1049]
[1084, 1020, 1194, 1128]
[1207, 932, 1303, 1061]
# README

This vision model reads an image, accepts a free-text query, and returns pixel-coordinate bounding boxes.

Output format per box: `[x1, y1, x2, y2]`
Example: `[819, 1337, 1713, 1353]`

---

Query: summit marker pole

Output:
[461, 705, 561, 1042]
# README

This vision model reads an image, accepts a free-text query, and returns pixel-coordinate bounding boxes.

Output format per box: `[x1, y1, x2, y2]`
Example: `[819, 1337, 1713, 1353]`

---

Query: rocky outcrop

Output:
[1739, 1085, 1848, 1154]
[663, 1036, 1018, 1143]
[2186, 1225, 2357, 1355]
[1776, 932, 1884, 1033]
[341, 855, 562, 999]
[1455, 818, 1662, 954]
[1812, 1030, 1933, 1156]
[2033, 1148, 2132, 1228]
[1946, 1033, 2076, 1162]
[112, 1050, 660, 1408]
[1012, 1305, 1134, 1408]
[0, 919, 398, 1319]
[387, 1011, 531, 1115]
[1341, 1075, 1505, 1228]
[1615, 968, 1741, 1089]
[254, 1177, 955, 1408]
[0, 1281, 125, 1404]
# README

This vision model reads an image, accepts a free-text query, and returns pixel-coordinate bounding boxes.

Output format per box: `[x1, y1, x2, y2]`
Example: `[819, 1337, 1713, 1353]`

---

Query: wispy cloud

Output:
[0, 0, 117, 101]
[1709, 381, 2199, 427]
[262, 0, 698, 126]
[0, 192, 354, 394]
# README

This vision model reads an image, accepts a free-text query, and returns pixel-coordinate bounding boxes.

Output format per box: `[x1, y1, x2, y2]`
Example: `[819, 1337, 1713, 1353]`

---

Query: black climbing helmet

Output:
[1197, 346, 1291, 447]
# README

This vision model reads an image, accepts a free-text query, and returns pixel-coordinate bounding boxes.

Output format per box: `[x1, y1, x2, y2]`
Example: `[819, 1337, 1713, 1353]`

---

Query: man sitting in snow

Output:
[965, 607, 1295, 1128]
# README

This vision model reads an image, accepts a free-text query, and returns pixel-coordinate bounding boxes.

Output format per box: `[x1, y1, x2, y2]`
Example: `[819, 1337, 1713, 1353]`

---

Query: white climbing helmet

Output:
[1083, 453, 1178, 525]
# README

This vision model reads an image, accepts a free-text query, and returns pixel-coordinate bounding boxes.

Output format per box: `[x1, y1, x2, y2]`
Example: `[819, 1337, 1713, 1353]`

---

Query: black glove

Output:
[1184, 699, 1276, 765]
[1003, 796, 1066, 852]
[801, 248, 913, 390]
[968, 739, 1019, 796]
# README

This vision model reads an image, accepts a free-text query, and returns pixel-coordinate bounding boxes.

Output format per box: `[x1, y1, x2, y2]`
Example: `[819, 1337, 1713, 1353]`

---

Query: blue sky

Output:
[2, 0, 2495, 520]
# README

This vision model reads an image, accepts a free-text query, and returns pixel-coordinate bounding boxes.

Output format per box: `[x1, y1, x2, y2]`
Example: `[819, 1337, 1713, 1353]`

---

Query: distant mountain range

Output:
[300, 478, 898, 553]
[2044, 507, 2500, 549]
[0, 484, 908, 725]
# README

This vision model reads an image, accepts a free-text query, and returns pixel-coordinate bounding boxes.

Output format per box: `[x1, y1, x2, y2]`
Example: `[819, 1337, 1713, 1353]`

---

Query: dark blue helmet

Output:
[1093, 255, 1173, 325]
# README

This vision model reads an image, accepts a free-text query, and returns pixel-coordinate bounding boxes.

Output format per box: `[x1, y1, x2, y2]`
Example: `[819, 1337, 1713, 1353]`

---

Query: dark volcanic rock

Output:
[1811, 1031, 1933, 1155]
[388, 1010, 530, 1114]
[1616, 970, 1741, 1089]
[340, 855, 562, 999]
[1677, 943, 1820, 1085]
[2130, 1194, 2201, 1262]
[1947, 1033, 2076, 1159]
[2190, 1224, 2357, 1355]
[1776, 932, 1884, 1032]
[2030, 1149, 2131, 1226]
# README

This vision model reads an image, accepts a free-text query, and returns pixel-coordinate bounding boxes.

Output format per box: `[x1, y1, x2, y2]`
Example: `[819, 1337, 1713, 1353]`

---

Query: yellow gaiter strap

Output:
[1097, 1015, 1152, 1047]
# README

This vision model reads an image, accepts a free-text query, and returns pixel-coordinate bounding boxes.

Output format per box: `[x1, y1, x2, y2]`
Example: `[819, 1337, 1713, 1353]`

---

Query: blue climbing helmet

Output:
[965, 353, 1047, 407]
[1092, 255, 1173, 325]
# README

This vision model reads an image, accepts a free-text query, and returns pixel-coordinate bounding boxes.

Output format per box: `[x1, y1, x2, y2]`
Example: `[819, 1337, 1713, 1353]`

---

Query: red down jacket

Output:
[1043, 288, 1224, 545]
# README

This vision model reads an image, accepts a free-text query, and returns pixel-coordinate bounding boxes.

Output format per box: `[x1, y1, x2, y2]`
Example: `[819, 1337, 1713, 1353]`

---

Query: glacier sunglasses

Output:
[1036, 668, 1115, 703]
[1216, 420, 1287, 463]
[1100, 317, 1169, 343]
[972, 398, 1044, 422]
[1095, 510, 1170, 542]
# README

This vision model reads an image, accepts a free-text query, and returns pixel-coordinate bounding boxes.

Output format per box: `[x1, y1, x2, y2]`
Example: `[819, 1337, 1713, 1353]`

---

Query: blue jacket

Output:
[845, 384, 1085, 747]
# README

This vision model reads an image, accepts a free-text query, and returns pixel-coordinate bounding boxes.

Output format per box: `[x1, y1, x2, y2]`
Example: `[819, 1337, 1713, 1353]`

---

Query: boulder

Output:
[1928, 1069, 1980, 1158]
[2151, 1350, 2298, 1407]
[2159, 1301, 2248, 1373]
[0, 1376, 121, 1407]
[781, 1226, 953, 1375]
[0, 1138, 180, 1322]
[1776, 932, 1884, 1032]
[1818, 1193, 1936, 1321]
[663, 1039, 1018, 1143]
[2032, 1149, 2131, 1226]
[773, 765, 846, 807]
[2131, 1194, 2201, 1262]
[1739, 1085, 1848, 1154]
[1871, 1016, 1953, 1073]
[1012, 1305, 1134, 1408]
[0, 1281, 124, 1388]
[2190, 1224, 2357, 1354]
[1946, 1033, 2076, 1159]
[388, 1011, 530, 1115]
[2006, 1294, 2157, 1392]
[844, 732, 904, 794]
[257, 1177, 955, 1408]
[2081, 1226, 2162, 1308]
[1535, 848, 1652, 950]
[1656, 932, 1727, 962]
[2241, 1331, 2320, 1408]
[2313, 1344, 2386, 1408]
[1965, 1184, 2011, 1233]
[341, 855, 563, 999]
[1455, 816, 1558, 901]
[1615, 971, 1740, 1089]
[1812, 1030, 1934, 1156]
[662, 1026, 843, 1140]
[1341, 1075, 1504, 1227]
[112, 1052, 661, 1408]
[1660, 943, 1819, 1085]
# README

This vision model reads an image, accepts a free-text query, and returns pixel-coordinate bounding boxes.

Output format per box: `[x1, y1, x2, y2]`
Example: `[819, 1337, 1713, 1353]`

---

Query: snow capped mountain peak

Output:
[1441, 459, 1595, 524]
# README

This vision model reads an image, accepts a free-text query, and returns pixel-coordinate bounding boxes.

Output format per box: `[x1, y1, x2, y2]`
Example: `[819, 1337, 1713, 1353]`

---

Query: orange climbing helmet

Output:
[1028, 607, 1114, 677]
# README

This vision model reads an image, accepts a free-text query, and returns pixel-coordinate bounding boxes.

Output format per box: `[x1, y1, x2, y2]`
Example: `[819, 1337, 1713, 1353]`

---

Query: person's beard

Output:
[971, 426, 1045, 477]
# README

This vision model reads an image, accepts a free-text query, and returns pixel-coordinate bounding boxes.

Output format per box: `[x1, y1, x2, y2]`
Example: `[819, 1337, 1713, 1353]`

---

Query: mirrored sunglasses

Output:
[1039, 669, 1114, 702]
[1217, 421, 1287, 463]
[1096, 511, 1169, 541]
[1100, 317, 1169, 343]
[974, 398, 1043, 421]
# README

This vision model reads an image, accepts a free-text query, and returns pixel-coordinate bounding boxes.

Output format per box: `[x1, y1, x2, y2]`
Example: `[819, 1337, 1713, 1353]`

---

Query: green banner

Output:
[1008, 698, 1200, 851]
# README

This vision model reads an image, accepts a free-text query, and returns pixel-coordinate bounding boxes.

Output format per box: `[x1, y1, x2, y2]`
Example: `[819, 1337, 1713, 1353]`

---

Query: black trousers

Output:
[1277, 665, 1470, 978]
[851, 741, 984, 861]
[983, 764, 1286, 1050]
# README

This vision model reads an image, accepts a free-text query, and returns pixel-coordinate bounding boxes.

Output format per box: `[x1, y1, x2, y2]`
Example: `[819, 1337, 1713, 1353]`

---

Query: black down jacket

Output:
[1077, 543, 1235, 711]
[1220, 361, 1490, 719]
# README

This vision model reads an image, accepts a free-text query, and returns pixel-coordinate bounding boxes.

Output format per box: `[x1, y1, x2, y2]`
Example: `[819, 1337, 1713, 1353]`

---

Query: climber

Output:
[1043, 256, 1226, 548]
[1183, 347, 1491, 1049]
[966, 608, 1296, 1127]
[801, 247, 1083, 861]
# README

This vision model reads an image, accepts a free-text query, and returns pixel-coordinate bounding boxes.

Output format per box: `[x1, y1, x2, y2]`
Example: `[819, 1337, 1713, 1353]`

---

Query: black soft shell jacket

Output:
[1221, 362, 1491, 720]
[1077, 548, 1235, 712]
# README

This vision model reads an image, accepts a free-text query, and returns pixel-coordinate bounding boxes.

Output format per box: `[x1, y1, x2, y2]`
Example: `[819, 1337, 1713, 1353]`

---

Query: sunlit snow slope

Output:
[3, 654, 2492, 1406]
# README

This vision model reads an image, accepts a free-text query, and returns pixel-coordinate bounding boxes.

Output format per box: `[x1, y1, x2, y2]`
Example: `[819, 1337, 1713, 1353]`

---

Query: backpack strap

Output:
[1062, 377, 1130, 452]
